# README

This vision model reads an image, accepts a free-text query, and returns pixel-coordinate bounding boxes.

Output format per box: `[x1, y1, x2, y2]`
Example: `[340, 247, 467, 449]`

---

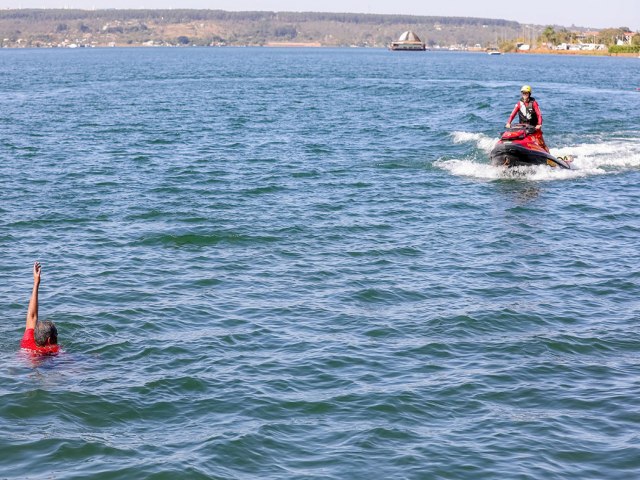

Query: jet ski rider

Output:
[505, 85, 549, 152]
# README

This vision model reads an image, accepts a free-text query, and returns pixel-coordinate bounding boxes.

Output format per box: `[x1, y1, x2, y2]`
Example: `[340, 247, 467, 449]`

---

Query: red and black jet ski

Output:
[490, 124, 572, 169]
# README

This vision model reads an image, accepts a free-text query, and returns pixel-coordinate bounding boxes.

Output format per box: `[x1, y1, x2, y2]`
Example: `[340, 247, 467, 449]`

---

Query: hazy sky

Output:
[2, 0, 639, 30]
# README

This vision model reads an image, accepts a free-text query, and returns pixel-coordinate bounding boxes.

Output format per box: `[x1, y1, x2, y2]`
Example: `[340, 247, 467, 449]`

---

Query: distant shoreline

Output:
[514, 48, 638, 57]
[0, 45, 637, 57]
[0, 42, 638, 57]
[1, 9, 636, 53]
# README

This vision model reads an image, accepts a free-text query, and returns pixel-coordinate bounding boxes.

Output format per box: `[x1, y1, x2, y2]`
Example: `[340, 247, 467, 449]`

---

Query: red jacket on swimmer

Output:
[20, 262, 60, 355]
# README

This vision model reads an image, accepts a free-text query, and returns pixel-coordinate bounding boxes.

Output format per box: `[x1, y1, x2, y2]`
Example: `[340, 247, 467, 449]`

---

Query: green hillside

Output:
[0, 9, 522, 48]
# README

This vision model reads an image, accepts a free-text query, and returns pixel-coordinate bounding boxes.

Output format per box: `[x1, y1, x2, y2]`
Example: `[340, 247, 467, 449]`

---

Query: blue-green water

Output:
[1, 47, 639, 479]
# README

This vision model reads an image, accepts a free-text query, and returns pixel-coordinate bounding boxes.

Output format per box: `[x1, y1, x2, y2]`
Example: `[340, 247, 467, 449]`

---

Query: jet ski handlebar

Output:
[507, 124, 536, 134]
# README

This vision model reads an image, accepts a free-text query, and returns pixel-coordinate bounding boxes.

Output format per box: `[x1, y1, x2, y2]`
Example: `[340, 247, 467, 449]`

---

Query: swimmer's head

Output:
[34, 321, 57, 347]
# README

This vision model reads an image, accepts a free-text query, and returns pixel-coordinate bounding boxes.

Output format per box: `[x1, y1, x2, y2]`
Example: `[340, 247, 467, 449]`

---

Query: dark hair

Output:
[34, 321, 58, 346]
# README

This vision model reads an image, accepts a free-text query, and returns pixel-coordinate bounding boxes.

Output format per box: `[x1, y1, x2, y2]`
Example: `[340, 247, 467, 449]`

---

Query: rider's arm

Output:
[25, 262, 41, 331]
[506, 103, 519, 127]
[533, 101, 543, 129]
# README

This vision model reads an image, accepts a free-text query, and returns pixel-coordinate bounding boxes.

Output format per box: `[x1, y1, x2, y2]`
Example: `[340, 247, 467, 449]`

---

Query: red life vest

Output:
[517, 96, 539, 126]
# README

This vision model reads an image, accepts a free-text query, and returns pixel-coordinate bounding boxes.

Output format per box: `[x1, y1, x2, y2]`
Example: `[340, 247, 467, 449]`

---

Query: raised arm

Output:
[25, 262, 41, 331]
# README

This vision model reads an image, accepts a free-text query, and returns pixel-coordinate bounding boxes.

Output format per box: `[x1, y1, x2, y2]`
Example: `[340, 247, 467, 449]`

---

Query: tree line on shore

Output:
[0, 9, 521, 48]
[535, 25, 640, 53]
[0, 9, 518, 26]
[0, 9, 637, 52]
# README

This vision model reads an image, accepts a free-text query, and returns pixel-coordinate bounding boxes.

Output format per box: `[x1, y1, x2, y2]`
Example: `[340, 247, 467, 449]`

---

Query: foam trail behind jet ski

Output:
[441, 132, 640, 180]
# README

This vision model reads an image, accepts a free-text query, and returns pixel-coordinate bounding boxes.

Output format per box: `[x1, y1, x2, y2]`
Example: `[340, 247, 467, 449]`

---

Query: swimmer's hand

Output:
[33, 262, 41, 284]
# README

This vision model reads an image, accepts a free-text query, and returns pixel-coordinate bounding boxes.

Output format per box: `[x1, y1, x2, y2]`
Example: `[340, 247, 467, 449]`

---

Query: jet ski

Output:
[490, 124, 572, 169]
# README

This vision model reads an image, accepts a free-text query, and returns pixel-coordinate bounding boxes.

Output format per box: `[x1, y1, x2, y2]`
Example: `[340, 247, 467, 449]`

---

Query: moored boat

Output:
[389, 31, 426, 51]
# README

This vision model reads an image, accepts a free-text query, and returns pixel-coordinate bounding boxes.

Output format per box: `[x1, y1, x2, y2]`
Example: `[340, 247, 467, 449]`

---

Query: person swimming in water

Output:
[20, 262, 60, 354]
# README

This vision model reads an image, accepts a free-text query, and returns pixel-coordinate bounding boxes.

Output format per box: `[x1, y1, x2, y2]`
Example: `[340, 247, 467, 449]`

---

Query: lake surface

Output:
[1, 47, 639, 479]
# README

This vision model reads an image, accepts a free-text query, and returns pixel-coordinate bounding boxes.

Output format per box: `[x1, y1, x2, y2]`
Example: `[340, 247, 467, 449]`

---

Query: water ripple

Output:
[0, 48, 638, 479]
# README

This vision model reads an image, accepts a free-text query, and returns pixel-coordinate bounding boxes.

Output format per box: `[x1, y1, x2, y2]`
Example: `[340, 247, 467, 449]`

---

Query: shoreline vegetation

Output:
[0, 9, 637, 56]
[519, 49, 638, 57]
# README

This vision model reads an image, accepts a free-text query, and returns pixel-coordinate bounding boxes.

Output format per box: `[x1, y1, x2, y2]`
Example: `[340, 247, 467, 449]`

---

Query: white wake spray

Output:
[440, 131, 640, 181]
[451, 131, 498, 154]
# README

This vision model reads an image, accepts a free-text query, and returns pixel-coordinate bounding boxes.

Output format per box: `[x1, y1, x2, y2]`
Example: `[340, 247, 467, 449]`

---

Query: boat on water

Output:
[490, 124, 573, 169]
[389, 31, 426, 51]
[486, 47, 502, 55]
